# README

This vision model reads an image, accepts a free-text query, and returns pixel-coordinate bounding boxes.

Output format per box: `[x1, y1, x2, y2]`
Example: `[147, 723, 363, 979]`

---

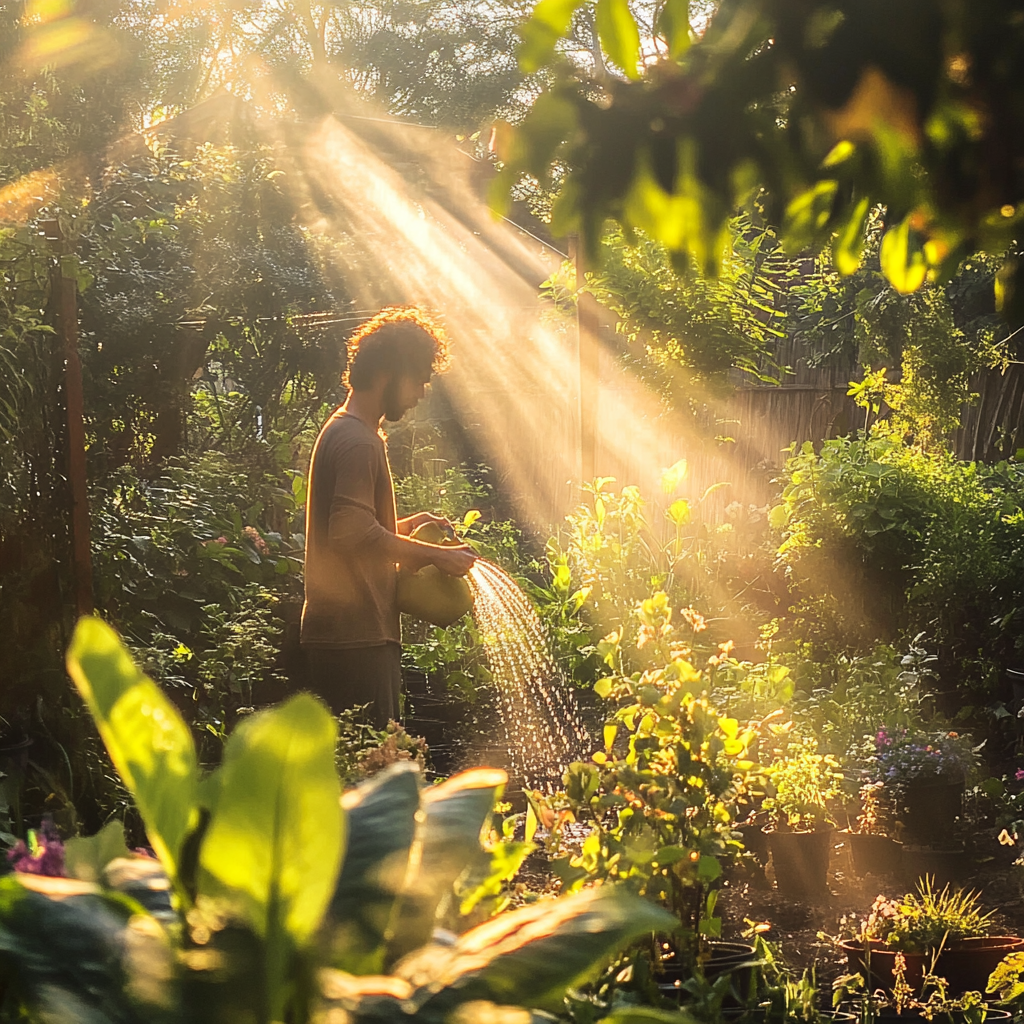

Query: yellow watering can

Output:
[397, 521, 474, 627]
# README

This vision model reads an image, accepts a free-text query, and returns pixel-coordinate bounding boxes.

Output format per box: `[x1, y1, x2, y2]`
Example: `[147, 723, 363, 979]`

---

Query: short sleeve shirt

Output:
[300, 410, 400, 647]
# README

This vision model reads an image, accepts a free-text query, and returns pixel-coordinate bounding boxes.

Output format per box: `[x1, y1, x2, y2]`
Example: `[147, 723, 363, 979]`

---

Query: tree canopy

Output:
[498, 0, 1024, 322]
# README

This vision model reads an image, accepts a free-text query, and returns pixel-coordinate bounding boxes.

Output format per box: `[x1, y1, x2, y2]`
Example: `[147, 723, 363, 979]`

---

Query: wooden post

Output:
[46, 222, 94, 618]
[573, 232, 601, 483]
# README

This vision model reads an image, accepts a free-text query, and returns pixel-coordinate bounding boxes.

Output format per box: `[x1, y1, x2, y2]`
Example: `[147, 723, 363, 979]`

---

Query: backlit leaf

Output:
[518, 0, 587, 72]
[880, 216, 927, 294]
[398, 887, 677, 1012]
[66, 617, 198, 891]
[197, 694, 344, 1018]
[834, 196, 870, 275]
[656, 0, 691, 59]
[596, 0, 641, 79]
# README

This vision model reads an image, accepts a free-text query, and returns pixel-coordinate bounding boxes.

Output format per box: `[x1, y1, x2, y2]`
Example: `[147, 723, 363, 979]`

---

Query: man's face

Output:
[382, 371, 430, 422]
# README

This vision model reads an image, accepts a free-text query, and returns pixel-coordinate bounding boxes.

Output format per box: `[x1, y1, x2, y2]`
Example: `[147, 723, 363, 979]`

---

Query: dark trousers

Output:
[303, 643, 402, 730]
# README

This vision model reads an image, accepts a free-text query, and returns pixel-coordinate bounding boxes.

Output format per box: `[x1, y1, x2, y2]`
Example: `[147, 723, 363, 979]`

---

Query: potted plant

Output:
[839, 879, 1023, 997]
[872, 729, 979, 846]
[762, 737, 844, 899]
[846, 781, 903, 878]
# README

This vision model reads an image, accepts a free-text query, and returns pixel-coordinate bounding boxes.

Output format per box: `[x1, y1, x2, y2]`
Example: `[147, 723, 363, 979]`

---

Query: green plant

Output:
[763, 737, 844, 832]
[872, 729, 980, 789]
[849, 880, 995, 954]
[533, 592, 760, 955]
[771, 430, 1024, 680]
[0, 616, 680, 1024]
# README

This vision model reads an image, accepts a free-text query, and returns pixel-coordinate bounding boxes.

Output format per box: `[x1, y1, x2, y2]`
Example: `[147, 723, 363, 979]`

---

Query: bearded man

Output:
[301, 307, 475, 727]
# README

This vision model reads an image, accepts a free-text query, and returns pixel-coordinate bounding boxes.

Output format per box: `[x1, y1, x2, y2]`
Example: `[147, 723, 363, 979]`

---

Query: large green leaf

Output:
[595, 0, 641, 79]
[0, 876, 164, 1024]
[198, 693, 345, 939]
[197, 694, 345, 1019]
[67, 617, 198, 890]
[398, 887, 677, 1012]
[387, 768, 507, 964]
[328, 763, 422, 974]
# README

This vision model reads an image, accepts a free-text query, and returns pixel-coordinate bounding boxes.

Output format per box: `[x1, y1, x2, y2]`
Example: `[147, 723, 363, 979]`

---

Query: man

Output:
[300, 307, 475, 727]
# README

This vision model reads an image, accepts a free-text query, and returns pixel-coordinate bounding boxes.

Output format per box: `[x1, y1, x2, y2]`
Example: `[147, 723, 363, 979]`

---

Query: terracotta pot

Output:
[900, 845, 968, 888]
[847, 831, 903, 877]
[840, 939, 930, 995]
[901, 779, 964, 845]
[938, 936, 1024, 996]
[765, 827, 833, 899]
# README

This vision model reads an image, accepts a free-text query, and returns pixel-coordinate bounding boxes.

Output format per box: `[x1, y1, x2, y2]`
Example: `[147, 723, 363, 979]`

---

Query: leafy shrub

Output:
[534, 592, 760, 949]
[771, 431, 1024, 684]
[91, 454, 303, 754]
[763, 737, 844, 831]
[0, 617, 676, 1024]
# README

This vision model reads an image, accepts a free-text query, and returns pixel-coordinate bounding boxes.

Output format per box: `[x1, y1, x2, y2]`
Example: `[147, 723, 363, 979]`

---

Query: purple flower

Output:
[8, 819, 65, 877]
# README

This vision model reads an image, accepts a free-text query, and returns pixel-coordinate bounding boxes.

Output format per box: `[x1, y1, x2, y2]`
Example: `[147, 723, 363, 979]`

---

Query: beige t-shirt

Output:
[300, 409, 400, 648]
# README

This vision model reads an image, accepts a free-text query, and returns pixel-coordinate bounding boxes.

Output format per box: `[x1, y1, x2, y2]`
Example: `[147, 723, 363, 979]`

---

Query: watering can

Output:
[397, 521, 474, 627]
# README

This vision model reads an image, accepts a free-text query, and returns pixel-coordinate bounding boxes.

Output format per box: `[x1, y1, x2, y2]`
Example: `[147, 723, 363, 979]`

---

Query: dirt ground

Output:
[716, 830, 1024, 996]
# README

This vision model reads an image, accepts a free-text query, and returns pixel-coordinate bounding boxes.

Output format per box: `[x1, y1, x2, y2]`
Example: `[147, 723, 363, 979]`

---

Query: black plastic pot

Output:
[901, 778, 964, 845]
[874, 1009, 1011, 1024]
[659, 942, 758, 1005]
[847, 831, 903, 877]
[900, 845, 968, 888]
[765, 827, 833, 899]
[736, 817, 770, 866]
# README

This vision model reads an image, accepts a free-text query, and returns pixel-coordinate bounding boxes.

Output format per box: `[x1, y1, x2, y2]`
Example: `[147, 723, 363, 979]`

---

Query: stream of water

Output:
[468, 560, 591, 791]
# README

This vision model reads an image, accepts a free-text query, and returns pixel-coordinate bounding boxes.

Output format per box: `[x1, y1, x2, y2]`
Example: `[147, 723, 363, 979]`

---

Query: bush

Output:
[771, 431, 1024, 687]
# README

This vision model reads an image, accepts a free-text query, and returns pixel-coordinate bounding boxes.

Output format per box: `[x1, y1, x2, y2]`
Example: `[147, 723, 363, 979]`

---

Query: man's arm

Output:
[328, 444, 475, 576]
[396, 511, 452, 537]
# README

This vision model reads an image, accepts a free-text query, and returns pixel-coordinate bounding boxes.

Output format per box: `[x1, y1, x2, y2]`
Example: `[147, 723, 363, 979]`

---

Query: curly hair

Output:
[343, 306, 451, 390]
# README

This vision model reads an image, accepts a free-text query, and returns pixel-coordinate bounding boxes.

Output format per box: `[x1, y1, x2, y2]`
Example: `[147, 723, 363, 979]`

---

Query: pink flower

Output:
[243, 526, 269, 555]
[1015, 769, 1024, 782]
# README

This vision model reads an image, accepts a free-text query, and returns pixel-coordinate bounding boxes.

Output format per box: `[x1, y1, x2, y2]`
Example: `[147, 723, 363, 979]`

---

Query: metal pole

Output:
[50, 231, 94, 619]
[574, 231, 601, 483]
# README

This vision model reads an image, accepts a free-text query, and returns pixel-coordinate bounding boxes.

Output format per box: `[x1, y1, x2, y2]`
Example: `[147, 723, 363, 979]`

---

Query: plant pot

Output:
[938, 937, 1024, 996]
[736, 818, 770, 866]
[900, 845, 968, 888]
[765, 827, 833, 899]
[840, 939, 930, 995]
[874, 1009, 1011, 1024]
[847, 831, 903, 877]
[660, 941, 758, 1005]
[901, 779, 965, 845]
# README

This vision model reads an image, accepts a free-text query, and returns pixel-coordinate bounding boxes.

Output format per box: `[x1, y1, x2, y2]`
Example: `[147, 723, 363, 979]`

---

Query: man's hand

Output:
[429, 543, 477, 577]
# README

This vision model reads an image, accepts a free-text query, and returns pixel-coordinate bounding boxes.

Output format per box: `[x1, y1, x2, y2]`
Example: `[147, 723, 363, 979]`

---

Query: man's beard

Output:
[382, 376, 406, 422]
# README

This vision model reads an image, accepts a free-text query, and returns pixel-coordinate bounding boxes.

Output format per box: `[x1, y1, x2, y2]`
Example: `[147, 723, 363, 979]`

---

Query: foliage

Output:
[91, 454, 304, 754]
[0, 615, 680, 1024]
[847, 881, 994, 955]
[533, 592, 759, 949]
[987, 950, 1024, 1006]
[763, 736, 843, 832]
[870, 728, 980, 788]
[500, 0, 1024, 325]
[770, 431, 1024, 675]
[546, 473, 727, 674]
